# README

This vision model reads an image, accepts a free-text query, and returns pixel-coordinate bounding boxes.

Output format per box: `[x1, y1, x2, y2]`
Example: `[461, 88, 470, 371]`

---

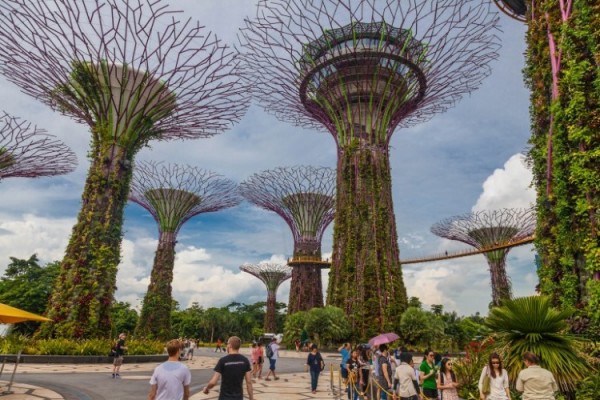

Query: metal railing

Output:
[0, 351, 22, 396]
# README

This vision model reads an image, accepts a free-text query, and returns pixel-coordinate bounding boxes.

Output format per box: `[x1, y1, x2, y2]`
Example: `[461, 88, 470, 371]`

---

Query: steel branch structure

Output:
[431, 208, 536, 306]
[240, 0, 501, 339]
[129, 161, 241, 339]
[240, 263, 292, 333]
[240, 166, 335, 314]
[0, 112, 76, 180]
[0, 0, 248, 338]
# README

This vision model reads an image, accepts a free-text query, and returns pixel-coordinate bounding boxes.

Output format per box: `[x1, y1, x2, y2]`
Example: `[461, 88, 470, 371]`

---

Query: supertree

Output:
[492, 0, 526, 21]
[493, 1, 600, 319]
[129, 161, 241, 339]
[240, 263, 292, 333]
[1, 112, 76, 180]
[239, 0, 501, 338]
[431, 208, 536, 306]
[240, 166, 335, 313]
[0, 0, 248, 338]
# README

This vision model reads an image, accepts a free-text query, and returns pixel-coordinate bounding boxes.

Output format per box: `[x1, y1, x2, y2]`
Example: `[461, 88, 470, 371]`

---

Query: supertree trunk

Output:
[135, 232, 176, 339]
[265, 290, 278, 333]
[485, 250, 512, 306]
[288, 240, 323, 313]
[41, 140, 133, 338]
[328, 144, 407, 339]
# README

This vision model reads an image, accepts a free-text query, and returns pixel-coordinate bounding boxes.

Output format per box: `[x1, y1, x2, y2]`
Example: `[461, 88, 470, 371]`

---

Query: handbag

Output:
[481, 367, 491, 395]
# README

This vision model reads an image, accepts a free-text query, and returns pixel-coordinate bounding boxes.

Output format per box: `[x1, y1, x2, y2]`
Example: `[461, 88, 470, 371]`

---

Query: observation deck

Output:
[287, 256, 331, 268]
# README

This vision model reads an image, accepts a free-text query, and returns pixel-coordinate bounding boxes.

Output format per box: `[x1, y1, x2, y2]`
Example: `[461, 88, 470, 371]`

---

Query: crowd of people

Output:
[338, 343, 558, 400]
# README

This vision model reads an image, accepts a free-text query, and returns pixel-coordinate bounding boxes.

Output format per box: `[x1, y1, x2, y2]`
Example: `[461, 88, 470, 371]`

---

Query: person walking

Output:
[215, 338, 224, 352]
[264, 337, 280, 381]
[516, 352, 557, 400]
[393, 352, 419, 400]
[478, 353, 510, 400]
[305, 344, 325, 394]
[377, 344, 393, 400]
[112, 333, 128, 379]
[203, 336, 254, 400]
[436, 358, 459, 400]
[419, 350, 438, 400]
[187, 339, 196, 361]
[148, 339, 191, 400]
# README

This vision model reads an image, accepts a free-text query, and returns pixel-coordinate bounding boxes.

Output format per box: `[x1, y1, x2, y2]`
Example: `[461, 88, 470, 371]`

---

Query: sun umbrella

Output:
[0, 302, 52, 324]
[368, 332, 400, 347]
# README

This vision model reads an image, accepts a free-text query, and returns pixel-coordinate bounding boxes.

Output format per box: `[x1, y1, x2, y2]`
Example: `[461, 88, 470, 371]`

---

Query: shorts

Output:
[269, 358, 277, 371]
[113, 355, 124, 366]
[422, 388, 438, 399]
[258, 356, 264, 364]
[341, 365, 348, 379]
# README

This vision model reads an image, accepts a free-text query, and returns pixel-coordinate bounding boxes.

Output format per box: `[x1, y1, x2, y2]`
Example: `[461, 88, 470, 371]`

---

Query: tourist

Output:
[436, 358, 459, 400]
[358, 345, 371, 396]
[250, 343, 260, 379]
[516, 352, 557, 400]
[393, 352, 419, 400]
[215, 337, 224, 353]
[264, 337, 280, 381]
[187, 339, 196, 361]
[148, 339, 191, 400]
[305, 344, 325, 394]
[346, 348, 361, 400]
[339, 342, 351, 385]
[478, 352, 510, 400]
[203, 336, 254, 400]
[377, 344, 393, 400]
[419, 349, 438, 399]
[112, 332, 127, 379]
[295, 338, 301, 352]
[256, 343, 265, 379]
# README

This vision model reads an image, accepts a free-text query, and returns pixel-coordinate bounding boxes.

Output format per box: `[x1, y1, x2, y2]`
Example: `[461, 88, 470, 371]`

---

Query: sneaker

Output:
[274, 377, 280, 381]
[111, 373, 115, 379]
[265, 378, 271, 381]
[115, 374, 121, 378]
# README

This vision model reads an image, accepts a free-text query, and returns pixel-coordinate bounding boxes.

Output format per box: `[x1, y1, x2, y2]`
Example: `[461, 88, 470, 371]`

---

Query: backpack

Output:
[266, 343, 274, 359]
[109, 342, 118, 357]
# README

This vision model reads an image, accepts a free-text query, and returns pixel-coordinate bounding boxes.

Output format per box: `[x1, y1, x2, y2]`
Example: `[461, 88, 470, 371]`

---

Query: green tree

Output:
[408, 296, 422, 309]
[399, 307, 431, 346]
[283, 311, 308, 348]
[0, 255, 59, 336]
[485, 296, 591, 394]
[304, 306, 350, 347]
[110, 301, 138, 337]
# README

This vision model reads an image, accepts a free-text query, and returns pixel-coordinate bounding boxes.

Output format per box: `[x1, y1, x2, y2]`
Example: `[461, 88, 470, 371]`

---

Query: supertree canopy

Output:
[0, 0, 248, 338]
[129, 161, 241, 339]
[240, 263, 292, 333]
[240, 166, 335, 314]
[492, 0, 527, 21]
[0, 112, 76, 180]
[240, 0, 501, 339]
[431, 208, 536, 306]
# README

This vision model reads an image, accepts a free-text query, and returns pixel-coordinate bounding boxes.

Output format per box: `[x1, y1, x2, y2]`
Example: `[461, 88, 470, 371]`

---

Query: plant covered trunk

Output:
[39, 141, 134, 338]
[327, 143, 407, 340]
[485, 250, 512, 306]
[288, 240, 324, 314]
[135, 231, 176, 339]
[526, 1, 600, 320]
[264, 290, 277, 333]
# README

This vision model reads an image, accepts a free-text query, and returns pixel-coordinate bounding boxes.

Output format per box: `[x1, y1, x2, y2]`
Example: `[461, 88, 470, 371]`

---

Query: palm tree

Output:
[485, 296, 592, 394]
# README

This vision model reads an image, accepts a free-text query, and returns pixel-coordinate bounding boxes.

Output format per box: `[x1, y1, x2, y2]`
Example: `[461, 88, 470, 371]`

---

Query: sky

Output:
[0, 1, 537, 318]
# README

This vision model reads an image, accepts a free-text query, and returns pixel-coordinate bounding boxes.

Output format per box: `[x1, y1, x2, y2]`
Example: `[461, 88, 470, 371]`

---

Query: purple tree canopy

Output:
[239, 0, 501, 141]
[0, 0, 249, 142]
[129, 161, 242, 235]
[240, 166, 336, 244]
[431, 208, 536, 249]
[0, 112, 77, 179]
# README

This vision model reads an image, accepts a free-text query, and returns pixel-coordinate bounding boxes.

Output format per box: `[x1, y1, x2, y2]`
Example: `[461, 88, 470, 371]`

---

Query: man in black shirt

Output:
[203, 336, 254, 400]
[111, 332, 128, 378]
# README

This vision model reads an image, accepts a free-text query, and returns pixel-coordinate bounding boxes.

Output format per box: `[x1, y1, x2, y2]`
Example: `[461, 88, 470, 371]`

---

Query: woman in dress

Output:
[478, 353, 510, 400]
[436, 358, 459, 400]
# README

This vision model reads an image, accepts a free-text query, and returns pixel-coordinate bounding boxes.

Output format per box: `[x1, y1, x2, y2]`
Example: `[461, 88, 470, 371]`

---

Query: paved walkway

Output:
[0, 349, 344, 399]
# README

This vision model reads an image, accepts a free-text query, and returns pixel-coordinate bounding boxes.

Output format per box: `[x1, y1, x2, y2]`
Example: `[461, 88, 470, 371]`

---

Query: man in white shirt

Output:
[516, 352, 557, 400]
[264, 338, 280, 381]
[148, 339, 191, 400]
[393, 352, 419, 400]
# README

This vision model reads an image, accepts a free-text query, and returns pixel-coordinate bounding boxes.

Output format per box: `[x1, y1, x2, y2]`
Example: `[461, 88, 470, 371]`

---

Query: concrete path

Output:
[0, 348, 344, 400]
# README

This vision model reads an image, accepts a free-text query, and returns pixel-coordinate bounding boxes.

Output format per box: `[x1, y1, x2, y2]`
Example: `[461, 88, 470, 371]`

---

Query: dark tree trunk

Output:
[39, 143, 134, 338]
[288, 240, 324, 313]
[135, 231, 176, 339]
[264, 290, 277, 333]
[327, 144, 407, 340]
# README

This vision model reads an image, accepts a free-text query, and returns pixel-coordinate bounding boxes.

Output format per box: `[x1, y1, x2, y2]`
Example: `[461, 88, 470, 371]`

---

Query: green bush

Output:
[0, 337, 165, 355]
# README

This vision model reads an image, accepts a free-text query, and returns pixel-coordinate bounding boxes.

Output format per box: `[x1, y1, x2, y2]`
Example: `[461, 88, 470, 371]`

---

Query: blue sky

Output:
[0, 0, 536, 317]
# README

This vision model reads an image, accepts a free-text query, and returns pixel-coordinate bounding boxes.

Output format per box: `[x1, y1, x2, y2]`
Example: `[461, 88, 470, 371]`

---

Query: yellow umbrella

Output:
[0, 302, 51, 324]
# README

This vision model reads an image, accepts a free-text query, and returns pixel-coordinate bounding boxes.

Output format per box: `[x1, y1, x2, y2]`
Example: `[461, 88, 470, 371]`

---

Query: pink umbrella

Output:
[368, 332, 400, 347]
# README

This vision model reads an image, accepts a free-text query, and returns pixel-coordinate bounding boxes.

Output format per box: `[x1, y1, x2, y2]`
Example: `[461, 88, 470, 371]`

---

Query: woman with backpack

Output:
[436, 358, 459, 400]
